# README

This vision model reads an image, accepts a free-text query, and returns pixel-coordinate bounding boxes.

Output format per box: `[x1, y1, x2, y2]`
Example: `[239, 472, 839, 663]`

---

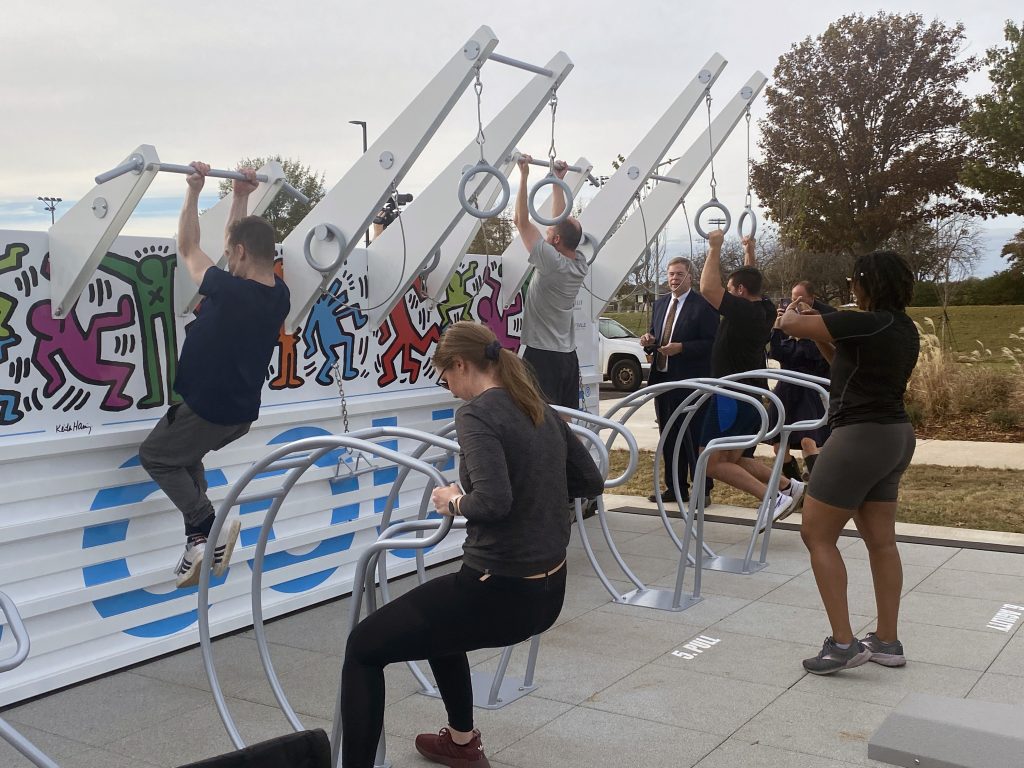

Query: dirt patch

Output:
[914, 412, 1024, 443]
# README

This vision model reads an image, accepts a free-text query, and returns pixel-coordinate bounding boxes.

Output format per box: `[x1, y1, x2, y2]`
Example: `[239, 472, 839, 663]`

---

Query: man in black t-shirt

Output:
[698, 230, 805, 524]
[139, 162, 290, 588]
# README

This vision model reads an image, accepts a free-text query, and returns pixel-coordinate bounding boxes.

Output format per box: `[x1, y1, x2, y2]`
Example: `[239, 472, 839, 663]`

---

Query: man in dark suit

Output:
[640, 257, 720, 504]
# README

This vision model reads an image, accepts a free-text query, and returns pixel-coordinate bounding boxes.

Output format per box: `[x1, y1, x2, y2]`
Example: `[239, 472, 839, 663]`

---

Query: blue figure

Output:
[302, 279, 369, 385]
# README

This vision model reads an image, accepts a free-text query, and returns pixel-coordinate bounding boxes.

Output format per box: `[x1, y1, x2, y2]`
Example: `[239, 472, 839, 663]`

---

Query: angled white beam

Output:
[360, 51, 574, 329]
[494, 53, 728, 308]
[174, 161, 288, 315]
[47, 145, 161, 318]
[280, 26, 500, 332]
[588, 71, 768, 319]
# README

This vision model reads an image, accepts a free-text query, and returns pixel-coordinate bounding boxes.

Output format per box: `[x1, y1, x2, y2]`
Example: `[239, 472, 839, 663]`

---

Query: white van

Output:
[598, 316, 651, 392]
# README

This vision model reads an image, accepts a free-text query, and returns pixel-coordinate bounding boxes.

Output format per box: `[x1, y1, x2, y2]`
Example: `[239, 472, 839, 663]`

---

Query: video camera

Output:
[373, 192, 414, 229]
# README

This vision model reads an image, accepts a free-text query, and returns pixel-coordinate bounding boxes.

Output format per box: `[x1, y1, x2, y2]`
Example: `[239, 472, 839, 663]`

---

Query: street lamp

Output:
[349, 121, 370, 245]
[37, 196, 62, 225]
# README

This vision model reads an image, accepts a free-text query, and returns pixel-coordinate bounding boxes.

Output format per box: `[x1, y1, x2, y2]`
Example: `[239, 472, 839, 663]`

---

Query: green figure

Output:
[98, 246, 180, 409]
[0, 243, 28, 272]
[437, 263, 479, 327]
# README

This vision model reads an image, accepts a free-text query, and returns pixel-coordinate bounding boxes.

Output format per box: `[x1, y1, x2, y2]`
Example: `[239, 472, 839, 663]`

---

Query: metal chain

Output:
[744, 107, 753, 208]
[705, 90, 717, 198]
[333, 361, 350, 433]
[547, 89, 559, 171]
[473, 68, 486, 163]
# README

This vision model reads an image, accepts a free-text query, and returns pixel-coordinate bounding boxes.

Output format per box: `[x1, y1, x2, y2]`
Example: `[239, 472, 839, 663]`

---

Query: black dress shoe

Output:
[648, 489, 689, 503]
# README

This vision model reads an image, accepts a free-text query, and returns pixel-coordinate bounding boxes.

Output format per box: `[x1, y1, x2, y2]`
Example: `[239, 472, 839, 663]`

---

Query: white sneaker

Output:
[211, 519, 241, 579]
[174, 538, 206, 588]
[758, 493, 794, 534]
[783, 478, 806, 514]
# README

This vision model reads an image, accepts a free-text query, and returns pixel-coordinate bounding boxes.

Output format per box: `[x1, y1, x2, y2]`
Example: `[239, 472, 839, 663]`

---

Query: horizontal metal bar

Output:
[488, 52, 554, 77]
[651, 174, 682, 184]
[520, 156, 585, 174]
[235, 488, 285, 506]
[95, 160, 309, 205]
[95, 157, 145, 184]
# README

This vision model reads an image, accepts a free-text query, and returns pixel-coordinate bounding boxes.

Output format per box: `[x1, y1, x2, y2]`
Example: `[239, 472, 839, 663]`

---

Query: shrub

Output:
[990, 408, 1021, 430]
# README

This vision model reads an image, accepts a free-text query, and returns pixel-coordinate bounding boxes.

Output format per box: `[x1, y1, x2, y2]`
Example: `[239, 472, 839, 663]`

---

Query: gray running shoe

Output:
[802, 636, 872, 675]
[861, 632, 906, 667]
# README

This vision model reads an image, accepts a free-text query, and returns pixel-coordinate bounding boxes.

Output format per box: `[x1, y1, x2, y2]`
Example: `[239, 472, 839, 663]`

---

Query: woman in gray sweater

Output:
[340, 321, 605, 768]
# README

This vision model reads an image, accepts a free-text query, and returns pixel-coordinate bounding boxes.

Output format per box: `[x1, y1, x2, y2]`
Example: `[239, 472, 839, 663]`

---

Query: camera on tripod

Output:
[373, 192, 414, 229]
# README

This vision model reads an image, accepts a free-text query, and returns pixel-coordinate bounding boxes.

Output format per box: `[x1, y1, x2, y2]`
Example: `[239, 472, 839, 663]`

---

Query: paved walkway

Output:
[3, 510, 1022, 768]
[600, 394, 1024, 469]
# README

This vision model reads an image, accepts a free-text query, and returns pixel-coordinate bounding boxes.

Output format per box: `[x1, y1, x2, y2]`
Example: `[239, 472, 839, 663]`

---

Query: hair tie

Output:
[484, 340, 502, 361]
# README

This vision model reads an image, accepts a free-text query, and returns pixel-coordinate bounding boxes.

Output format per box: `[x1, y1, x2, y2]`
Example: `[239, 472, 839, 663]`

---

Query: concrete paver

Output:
[3, 509, 1024, 768]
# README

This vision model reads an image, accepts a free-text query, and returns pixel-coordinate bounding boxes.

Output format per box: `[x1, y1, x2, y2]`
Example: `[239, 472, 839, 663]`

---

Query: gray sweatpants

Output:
[139, 402, 250, 529]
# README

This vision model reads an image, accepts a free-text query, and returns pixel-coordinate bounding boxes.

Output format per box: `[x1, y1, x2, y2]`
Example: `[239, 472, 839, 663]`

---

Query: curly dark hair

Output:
[851, 251, 914, 312]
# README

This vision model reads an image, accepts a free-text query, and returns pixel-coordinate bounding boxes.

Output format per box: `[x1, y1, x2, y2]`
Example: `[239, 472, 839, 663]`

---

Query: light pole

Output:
[349, 120, 369, 245]
[37, 196, 62, 225]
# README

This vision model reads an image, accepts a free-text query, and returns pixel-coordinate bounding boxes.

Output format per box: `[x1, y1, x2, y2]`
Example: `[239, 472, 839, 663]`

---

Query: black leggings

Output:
[340, 563, 567, 768]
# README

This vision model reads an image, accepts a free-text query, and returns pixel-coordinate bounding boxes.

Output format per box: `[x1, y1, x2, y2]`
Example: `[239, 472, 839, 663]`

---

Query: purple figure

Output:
[27, 297, 136, 411]
[475, 265, 523, 352]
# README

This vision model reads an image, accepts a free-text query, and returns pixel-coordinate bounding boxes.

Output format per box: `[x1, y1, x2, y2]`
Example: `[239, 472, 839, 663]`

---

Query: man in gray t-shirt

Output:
[513, 154, 589, 408]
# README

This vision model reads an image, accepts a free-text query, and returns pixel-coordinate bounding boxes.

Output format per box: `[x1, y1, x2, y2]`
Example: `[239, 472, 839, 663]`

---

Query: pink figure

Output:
[27, 297, 136, 411]
[475, 266, 523, 352]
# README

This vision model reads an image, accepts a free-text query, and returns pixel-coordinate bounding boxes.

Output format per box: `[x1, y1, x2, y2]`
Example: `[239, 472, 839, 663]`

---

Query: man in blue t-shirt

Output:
[139, 162, 290, 588]
[698, 229, 805, 528]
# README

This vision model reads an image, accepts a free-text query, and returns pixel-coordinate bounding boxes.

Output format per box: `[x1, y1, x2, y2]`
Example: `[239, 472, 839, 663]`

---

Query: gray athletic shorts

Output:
[808, 422, 916, 510]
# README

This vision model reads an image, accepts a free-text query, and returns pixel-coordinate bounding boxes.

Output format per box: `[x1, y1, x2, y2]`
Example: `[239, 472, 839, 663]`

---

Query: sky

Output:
[1, 0, 1020, 274]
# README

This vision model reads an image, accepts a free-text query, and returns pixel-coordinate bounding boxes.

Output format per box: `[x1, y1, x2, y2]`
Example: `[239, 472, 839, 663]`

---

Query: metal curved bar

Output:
[671, 379, 773, 603]
[528, 174, 573, 226]
[458, 161, 511, 219]
[197, 433, 452, 749]
[0, 591, 30, 673]
[737, 206, 757, 239]
[0, 718, 60, 768]
[303, 223, 347, 274]
[330, 515, 463, 768]
[694, 198, 732, 239]
[551, 405, 640, 488]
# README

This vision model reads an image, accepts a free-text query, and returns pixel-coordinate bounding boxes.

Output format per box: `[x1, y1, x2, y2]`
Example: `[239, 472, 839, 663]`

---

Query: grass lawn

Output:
[609, 450, 1024, 535]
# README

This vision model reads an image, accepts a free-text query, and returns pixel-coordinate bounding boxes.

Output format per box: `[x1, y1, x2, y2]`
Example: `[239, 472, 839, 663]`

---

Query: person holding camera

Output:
[513, 154, 588, 409]
[640, 257, 719, 505]
[768, 280, 835, 481]
[338, 321, 604, 768]
[778, 251, 919, 674]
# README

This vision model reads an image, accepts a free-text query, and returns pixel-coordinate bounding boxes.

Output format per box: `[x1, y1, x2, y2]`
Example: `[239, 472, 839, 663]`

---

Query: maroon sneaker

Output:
[414, 727, 491, 768]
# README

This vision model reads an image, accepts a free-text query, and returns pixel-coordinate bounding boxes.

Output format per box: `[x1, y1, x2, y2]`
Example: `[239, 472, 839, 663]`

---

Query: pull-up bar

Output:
[95, 157, 311, 205]
[486, 52, 555, 77]
[650, 173, 681, 185]
[515, 155, 600, 185]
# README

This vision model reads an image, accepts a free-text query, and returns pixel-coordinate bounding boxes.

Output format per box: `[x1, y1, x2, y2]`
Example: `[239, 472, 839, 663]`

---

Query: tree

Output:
[218, 156, 326, 241]
[962, 21, 1024, 219]
[1001, 229, 1024, 272]
[751, 13, 978, 256]
[467, 213, 514, 255]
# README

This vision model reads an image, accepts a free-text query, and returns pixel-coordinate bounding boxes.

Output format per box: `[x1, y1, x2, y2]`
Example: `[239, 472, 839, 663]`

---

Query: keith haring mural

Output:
[0, 231, 526, 440]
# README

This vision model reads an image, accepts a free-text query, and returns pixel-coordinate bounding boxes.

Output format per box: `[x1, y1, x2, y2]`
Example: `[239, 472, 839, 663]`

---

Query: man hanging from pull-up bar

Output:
[512, 154, 588, 408]
[138, 162, 290, 588]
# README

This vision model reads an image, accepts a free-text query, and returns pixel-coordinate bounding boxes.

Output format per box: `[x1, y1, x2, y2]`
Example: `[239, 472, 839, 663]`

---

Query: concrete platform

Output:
[2, 509, 1023, 768]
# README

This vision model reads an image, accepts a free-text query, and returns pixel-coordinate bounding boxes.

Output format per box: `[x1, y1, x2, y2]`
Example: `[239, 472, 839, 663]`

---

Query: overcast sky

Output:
[1, 0, 1019, 273]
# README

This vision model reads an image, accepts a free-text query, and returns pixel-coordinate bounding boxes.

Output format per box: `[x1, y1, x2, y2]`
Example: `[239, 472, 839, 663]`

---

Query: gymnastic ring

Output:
[303, 223, 347, 274]
[528, 174, 573, 226]
[694, 198, 732, 240]
[458, 161, 510, 219]
[737, 207, 758, 239]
